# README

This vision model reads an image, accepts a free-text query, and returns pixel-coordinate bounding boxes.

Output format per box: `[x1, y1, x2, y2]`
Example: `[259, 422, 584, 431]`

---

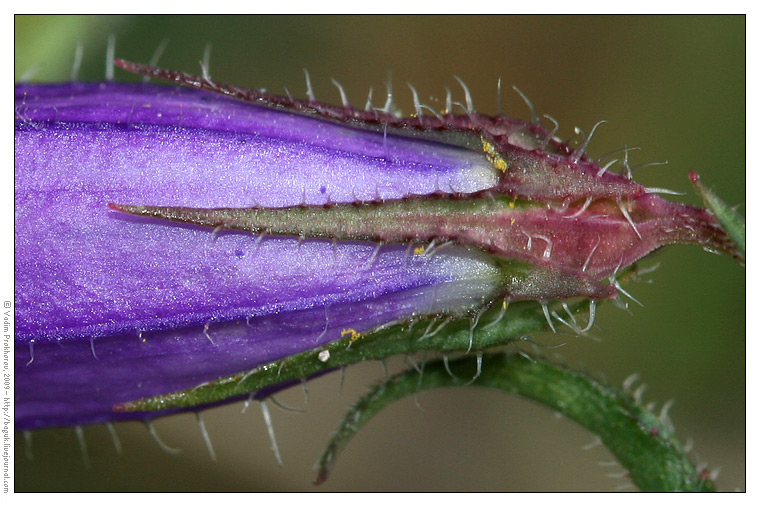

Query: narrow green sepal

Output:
[690, 171, 745, 262]
[114, 300, 590, 413]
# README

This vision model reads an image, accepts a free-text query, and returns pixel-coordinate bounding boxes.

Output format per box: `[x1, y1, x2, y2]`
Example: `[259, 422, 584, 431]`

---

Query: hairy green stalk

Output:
[315, 353, 715, 492]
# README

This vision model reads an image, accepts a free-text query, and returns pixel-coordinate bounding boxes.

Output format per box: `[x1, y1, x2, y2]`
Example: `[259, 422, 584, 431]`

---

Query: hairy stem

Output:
[315, 353, 714, 492]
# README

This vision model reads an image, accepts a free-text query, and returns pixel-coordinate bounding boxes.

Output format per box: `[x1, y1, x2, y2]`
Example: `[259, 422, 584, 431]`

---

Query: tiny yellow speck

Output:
[481, 138, 509, 173]
[341, 329, 361, 342]
[413, 246, 425, 255]
[510, 218, 516, 225]
[508, 201, 515, 209]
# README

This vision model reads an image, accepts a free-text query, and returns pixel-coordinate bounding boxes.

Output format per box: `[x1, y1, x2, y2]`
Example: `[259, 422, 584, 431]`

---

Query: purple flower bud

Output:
[15, 81, 506, 429]
[14, 65, 738, 430]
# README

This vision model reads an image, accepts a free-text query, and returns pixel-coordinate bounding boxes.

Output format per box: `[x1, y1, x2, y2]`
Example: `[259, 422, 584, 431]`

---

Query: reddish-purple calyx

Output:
[111, 60, 739, 307]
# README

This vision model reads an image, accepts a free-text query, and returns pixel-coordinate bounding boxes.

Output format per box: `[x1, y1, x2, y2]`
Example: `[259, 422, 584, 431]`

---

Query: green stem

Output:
[315, 353, 715, 492]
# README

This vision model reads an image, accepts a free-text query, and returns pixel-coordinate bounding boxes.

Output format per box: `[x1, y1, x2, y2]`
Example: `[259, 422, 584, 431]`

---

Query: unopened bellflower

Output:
[15, 79, 508, 429]
[14, 62, 739, 431]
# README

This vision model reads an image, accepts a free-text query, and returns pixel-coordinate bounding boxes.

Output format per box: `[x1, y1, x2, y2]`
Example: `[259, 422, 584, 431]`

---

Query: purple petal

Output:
[15, 82, 503, 429]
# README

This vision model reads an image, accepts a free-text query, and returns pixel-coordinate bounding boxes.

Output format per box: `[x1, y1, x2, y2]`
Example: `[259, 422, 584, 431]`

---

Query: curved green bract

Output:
[315, 353, 715, 492]
[116, 299, 584, 412]
[690, 171, 745, 262]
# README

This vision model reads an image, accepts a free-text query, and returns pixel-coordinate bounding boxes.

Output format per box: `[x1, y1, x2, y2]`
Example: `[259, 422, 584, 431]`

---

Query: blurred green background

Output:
[14, 15, 745, 491]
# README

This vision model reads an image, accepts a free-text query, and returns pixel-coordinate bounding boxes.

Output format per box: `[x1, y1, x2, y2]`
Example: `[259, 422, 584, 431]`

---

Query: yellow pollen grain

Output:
[508, 201, 515, 209]
[413, 246, 425, 255]
[481, 138, 509, 173]
[341, 329, 362, 342]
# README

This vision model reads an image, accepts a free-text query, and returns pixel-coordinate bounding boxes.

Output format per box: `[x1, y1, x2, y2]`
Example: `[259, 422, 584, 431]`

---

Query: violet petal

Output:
[15, 82, 503, 429]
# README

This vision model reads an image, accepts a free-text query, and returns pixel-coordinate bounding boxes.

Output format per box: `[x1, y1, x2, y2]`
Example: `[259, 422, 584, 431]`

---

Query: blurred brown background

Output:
[14, 15, 745, 491]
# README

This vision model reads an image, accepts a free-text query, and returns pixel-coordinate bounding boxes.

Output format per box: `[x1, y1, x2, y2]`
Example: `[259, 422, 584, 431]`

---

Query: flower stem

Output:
[315, 352, 715, 492]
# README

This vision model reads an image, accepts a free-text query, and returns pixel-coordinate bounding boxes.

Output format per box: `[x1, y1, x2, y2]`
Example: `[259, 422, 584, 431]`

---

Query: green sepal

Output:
[115, 300, 589, 413]
[690, 171, 745, 261]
